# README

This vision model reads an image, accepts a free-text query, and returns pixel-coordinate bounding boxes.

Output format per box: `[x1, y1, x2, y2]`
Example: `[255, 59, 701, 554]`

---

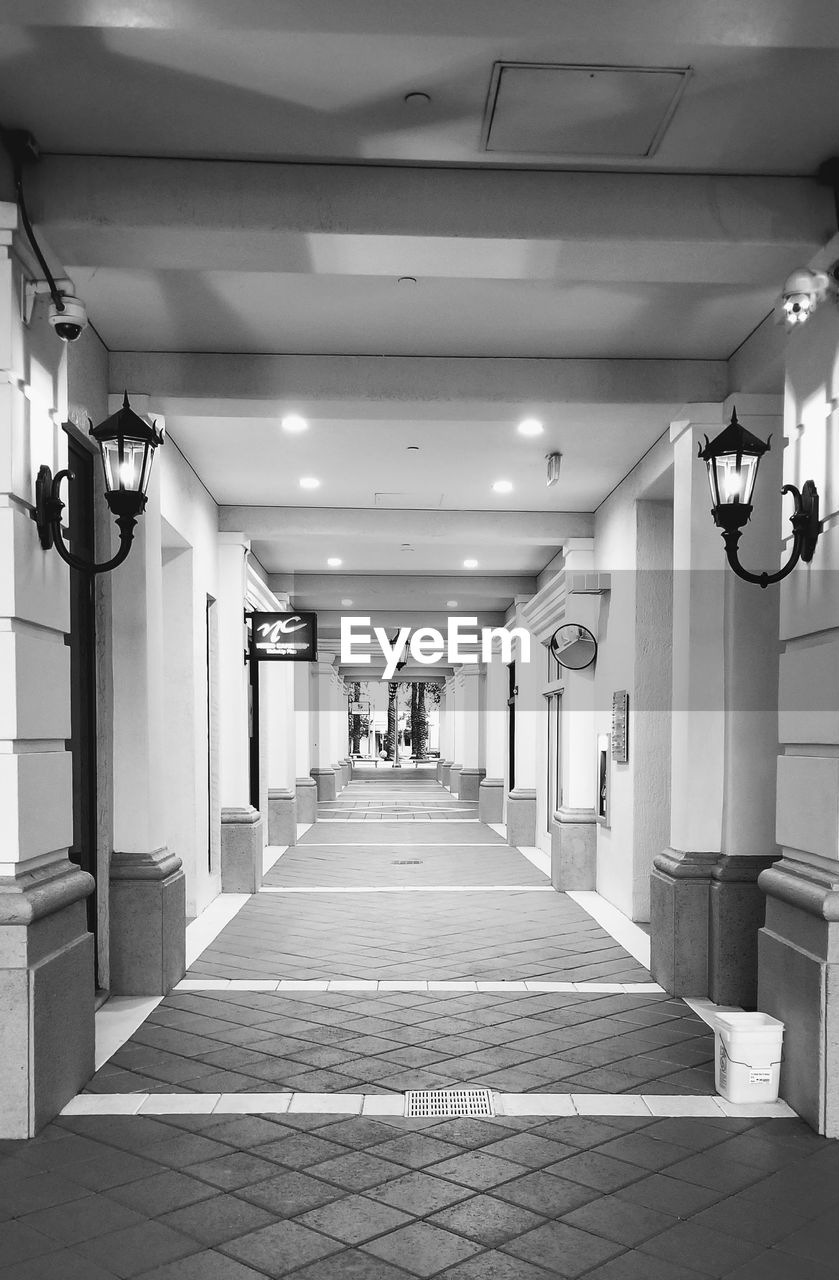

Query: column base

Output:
[650, 848, 717, 996]
[0, 860, 95, 1138]
[267, 788, 298, 847]
[709, 853, 779, 1008]
[449, 763, 463, 796]
[331, 763, 345, 793]
[758, 857, 839, 1135]
[458, 768, 485, 802]
[478, 777, 504, 823]
[506, 788, 537, 848]
[220, 807, 264, 896]
[341, 758, 352, 787]
[551, 807, 596, 891]
[441, 761, 452, 788]
[296, 776, 318, 823]
[435, 759, 445, 783]
[311, 768, 337, 801]
[110, 847, 186, 996]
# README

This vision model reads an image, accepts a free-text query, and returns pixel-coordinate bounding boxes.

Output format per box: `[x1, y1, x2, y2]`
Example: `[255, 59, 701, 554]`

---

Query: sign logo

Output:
[249, 611, 317, 661]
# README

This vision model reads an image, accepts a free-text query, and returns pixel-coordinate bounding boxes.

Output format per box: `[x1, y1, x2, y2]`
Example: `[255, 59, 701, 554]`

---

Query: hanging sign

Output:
[350, 700, 371, 715]
[611, 690, 629, 763]
[249, 611, 317, 661]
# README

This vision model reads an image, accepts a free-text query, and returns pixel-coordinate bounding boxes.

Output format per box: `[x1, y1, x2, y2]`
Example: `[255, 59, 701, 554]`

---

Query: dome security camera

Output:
[48, 294, 88, 342]
[780, 268, 830, 327]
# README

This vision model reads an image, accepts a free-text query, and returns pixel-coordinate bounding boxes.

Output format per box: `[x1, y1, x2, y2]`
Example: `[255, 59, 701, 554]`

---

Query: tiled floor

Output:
[3, 775, 833, 1279]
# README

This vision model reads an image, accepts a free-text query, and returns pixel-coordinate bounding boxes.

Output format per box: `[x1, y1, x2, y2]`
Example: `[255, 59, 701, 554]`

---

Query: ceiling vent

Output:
[483, 62, 690, 158]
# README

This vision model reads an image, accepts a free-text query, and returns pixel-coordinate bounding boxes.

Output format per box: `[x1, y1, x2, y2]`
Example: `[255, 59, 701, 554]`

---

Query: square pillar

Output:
[217, 534, 264, 893]
[110, 427, 185, 993]
[0, 218, 96, 1134]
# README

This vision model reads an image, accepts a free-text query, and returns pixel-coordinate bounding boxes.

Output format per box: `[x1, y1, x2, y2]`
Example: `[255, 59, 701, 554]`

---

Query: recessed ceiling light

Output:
[398, 276, 418, 286]
[403, 91, 431, 105]
[447, 600, 458, 607]
[327, 557, 342, 567]
[492, 479, 513, 493]
[341, 598, 353, 607]
[401, 543, 414, 551]
[299, 476, 320, 489]
[518, 418, 544, 436]
[281, 414, 308, 433]
[406, 444, 420, 452]
[463, 559, 478, 569]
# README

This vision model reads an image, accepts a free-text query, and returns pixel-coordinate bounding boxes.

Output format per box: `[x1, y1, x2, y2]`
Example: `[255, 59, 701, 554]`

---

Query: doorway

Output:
[507, 661, 516, 791]
[66, 433, 99, 978]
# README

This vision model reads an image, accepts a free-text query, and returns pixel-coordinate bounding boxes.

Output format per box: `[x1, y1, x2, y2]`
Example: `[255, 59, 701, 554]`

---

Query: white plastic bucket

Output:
[714, 1012, 784, 1103]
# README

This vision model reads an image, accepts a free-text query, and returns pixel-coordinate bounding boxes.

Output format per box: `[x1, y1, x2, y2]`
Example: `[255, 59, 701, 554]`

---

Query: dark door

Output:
[248, 652, 260, 811]
[66, 434, 98, 974]
[507, 661, 516, 792]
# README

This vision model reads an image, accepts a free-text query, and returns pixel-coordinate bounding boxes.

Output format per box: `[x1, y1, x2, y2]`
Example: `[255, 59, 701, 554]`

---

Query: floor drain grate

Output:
[404, 1088, 495, 1118]
[391, 859, 423, 865]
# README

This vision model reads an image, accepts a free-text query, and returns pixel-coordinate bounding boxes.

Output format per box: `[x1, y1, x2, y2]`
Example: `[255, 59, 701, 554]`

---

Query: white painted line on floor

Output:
[173, 978, 667, 995]
[258, 885, 556, 894]
[314, 819, 481, 824]
[566, 891, 652, 969]
[517, 845, 552, 877]
[296, 823, 313, 839]
[289, 843, 504, 848]
[488, 823, 507, 840]
[263, 844, 288, 875]
[95, 996, 163, 1071]
[186, 893, 250, 967]
[60, 1091, 798, 1120]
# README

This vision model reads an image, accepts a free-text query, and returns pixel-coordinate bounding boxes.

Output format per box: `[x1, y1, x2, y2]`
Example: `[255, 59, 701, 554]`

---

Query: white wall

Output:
[593, 435, 674, 920]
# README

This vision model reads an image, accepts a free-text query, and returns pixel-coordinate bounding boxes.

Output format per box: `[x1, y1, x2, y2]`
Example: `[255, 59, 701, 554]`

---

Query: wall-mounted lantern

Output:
[32, 393, 164, 575]
[698, 407, 820, 588]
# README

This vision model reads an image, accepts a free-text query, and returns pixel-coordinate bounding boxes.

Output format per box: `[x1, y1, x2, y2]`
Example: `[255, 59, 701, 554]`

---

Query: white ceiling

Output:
[2, 5, 839, 172]
[4, 0, 835, 601]
[166, 404, 676, 513]
[69, 268, 776, 360]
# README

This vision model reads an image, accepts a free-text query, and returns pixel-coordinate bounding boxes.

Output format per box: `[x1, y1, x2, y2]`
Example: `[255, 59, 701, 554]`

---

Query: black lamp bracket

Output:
[32, 465, 138, 575]
[720, 480, 820, 589]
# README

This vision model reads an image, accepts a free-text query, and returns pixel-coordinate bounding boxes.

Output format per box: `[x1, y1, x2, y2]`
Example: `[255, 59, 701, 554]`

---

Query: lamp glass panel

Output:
[100, 438, 150, 494]
[713, 453, 759, 506]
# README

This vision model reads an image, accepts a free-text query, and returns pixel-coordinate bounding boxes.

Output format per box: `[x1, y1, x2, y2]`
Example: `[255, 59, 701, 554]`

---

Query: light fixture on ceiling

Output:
[32, 393, 164, 574]
[403, 91, 431, 105]
[517, 418, 544, 436]
[698, 406, 820, 588]
[341, 598, 353, 607]
[446, 600, 458, 607]
[327, 557, 342, 567]
[492, 480, 513, 493]
[463, 558, 478, 569]
[299, 476, 320, 489]
[401, 542, 414, 551]
[546, 452, 562, 487]
[281, 414, 308, 433]
[398, 276, 418, 286]
[406, 444, 420, 452]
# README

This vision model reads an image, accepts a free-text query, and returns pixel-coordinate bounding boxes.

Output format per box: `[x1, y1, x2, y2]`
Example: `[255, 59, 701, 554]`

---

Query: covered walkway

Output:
[4, 778, 837, 1280]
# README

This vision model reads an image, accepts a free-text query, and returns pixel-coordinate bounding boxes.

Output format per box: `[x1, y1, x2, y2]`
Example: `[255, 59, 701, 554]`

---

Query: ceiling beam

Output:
[35, 156, 830, 285]
[10, 1, 839, 47]
[223, 507, 592, 544]
[112, 352, 727, 408]
[276, 574, 537, 605]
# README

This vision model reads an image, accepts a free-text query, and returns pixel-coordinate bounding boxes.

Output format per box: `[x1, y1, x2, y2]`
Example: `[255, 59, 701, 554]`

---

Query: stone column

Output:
[757, 298, 839, 1134]
[651, 398, 782, 999]
[264, 659, 297, 847]
[217, 534, 263, 892]
[457, 666, 485, 800]
[294, 660, 317, 823]
[0, 208, 95, 1134]
[448, 672, 464, 795]
[552, 551, 598, 890]
[479, 647, 507, 823]
[507, 626, 538, 847]
[311, 658, 339, 800]
[440, 675, 455, 786]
